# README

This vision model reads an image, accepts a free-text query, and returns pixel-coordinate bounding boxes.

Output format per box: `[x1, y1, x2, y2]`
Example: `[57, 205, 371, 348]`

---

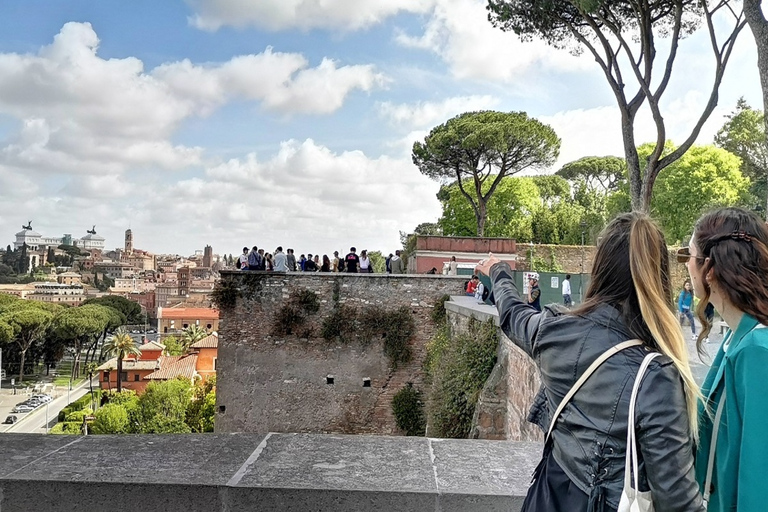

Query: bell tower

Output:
[125, 229, 133, 255]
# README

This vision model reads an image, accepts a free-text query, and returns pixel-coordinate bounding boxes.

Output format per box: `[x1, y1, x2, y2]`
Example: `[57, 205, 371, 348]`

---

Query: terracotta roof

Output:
[96, 357, 160, 372]
[190, 333, 218, 349]
[158, 307, 219, 320]
[139, 341, 165, 352]
[144, 354, 198, 381]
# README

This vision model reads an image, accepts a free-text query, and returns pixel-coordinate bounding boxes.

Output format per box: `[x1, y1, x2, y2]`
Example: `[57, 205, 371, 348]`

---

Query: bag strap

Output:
[546, 339, 644, 441]
[702, 394, 725, 509]
[624, 352, 662, 493]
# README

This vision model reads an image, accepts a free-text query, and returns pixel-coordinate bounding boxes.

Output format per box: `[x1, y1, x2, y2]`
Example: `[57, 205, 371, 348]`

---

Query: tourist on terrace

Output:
[247, 246, 260, 271]
[304, 253, 317, 272]
[390, 250, 404, 274]
[286, 249, 297, 271]
[345, 247, 359, 273]
[359, 250, 371, 273]
[682, 207, 768, 512]
[238, 247, 249, 270]
[299, 254, 307, 271]
[332, 251, 340, 272]
[476, 212, 704, 512]
[320, 255, 331, 272]
[273, 247, 288, 272]
[448, 255, 458, 276]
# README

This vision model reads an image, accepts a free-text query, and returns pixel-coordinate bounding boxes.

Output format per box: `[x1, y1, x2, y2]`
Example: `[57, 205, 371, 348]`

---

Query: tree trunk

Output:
[743, 0, 768, 217]
[476, 200, 487, 237]
[116, 355, 123, 393]
[17, 346, 27, 384]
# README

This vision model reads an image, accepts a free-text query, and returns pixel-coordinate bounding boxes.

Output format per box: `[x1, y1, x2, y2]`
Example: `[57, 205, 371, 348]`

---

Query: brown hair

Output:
[573, 212, 700, 440]
[692, 207, 768, 352]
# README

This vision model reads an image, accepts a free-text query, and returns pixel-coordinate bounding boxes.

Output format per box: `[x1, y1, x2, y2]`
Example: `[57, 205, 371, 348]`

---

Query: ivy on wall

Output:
[272, 288, 321, 337]
[391, 382, 426, 436]
[424, 317, 498, 438]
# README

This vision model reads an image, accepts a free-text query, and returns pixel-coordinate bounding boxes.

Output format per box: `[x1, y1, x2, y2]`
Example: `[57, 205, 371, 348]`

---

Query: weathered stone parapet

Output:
[445, 297, 543, 442]
[0, 433, 541, 512]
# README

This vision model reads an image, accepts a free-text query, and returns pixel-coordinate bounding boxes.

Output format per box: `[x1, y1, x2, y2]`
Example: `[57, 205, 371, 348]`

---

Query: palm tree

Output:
[102, 328, 141, 393]
[180, 325, 209, 352]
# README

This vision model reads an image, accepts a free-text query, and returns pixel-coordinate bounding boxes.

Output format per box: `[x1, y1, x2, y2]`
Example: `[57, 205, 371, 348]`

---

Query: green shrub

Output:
[320, 305, 357, 342]
[211, 278, 239, 310]
[380, 307, 415, 369]
[91, 403, 130, 434]
[65, 409, 92, 423]
[392, 383, 426, 436]
[50, 422, 82, 435]
[272, 288, 321, 336]
[57, 391, 101, 421]
[426, 318, 498, 438]
[431, 294, 451, 325]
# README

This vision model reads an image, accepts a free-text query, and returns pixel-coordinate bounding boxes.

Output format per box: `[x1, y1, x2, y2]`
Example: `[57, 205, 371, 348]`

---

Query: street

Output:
[0, 379, 93, 434]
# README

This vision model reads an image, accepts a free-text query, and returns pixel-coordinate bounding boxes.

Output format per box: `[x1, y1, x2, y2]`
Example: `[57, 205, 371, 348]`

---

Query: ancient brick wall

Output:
[215, 271, 467, 435]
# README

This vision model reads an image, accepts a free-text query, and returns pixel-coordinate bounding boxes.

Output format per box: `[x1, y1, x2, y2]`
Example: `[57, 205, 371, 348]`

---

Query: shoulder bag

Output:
[618, 352, 661, 512]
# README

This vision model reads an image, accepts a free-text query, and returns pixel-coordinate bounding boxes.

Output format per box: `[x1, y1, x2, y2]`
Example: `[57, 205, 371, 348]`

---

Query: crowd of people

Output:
[236, 246, 407, 274]
[475, 206, 767, 512]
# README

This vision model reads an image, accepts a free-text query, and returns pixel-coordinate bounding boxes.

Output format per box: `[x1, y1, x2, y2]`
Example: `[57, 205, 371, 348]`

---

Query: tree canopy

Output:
[412, 111, 560, 235]
[715, 98, 768, 215]
[487, 0, 746, 211]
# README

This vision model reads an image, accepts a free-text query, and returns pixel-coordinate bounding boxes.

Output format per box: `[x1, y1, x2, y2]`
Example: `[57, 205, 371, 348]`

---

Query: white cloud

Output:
[0, 22, 386, 180]
[378, 95, 500, 128]
[187, 0, 438, 31]
[137, 138, 442, 254]
[395, 0, 592, 84]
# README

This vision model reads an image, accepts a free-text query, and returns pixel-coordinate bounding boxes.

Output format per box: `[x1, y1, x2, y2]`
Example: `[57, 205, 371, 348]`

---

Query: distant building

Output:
[27, 282, 85, 306]
[409, 236, 517, 274]
[157, 307, 219, 336]
[56, 272, 82, 286]
[96, 334, 219, 393]
[203, 245, 213, 268]
[93, 261, 135, 279]
[0, 283, 36, 299]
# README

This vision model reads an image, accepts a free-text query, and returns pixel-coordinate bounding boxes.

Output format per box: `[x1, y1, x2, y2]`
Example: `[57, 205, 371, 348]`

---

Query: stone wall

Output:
[445, 299, 542, 443]
[0, 433, 541, 512]
[518, 244, 690, 291]
[216, 271, 467, 435]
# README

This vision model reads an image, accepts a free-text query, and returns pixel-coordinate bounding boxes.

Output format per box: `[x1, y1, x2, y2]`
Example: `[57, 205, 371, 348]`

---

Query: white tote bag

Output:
[618, 352, 660, 512]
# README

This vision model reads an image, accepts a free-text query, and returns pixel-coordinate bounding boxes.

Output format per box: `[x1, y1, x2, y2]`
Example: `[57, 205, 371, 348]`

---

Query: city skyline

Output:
[0, 1, 763, 257]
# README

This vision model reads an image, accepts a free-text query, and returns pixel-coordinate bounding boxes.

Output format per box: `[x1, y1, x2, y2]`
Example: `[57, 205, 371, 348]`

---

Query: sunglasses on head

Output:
[676, 247, 706, 264]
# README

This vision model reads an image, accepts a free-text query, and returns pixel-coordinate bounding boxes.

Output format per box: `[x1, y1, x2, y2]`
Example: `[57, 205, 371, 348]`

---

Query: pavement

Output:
[0, 378, 93, 434]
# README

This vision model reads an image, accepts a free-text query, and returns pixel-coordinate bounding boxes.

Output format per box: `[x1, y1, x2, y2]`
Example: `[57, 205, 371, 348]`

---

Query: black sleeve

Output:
[490, 262, 546, 358]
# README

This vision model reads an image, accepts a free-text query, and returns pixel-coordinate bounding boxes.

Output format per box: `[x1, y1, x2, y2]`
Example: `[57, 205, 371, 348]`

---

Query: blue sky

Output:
[0, 0, 762, 259]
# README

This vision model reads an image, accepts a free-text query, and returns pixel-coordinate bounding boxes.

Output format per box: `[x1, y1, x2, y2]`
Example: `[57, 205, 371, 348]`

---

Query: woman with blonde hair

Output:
[476, 212, 703, 511]
[682, 207, 768, 511]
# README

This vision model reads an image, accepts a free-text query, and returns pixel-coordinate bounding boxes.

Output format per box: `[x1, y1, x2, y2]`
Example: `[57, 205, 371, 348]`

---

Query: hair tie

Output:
[710, 231, 754, 246]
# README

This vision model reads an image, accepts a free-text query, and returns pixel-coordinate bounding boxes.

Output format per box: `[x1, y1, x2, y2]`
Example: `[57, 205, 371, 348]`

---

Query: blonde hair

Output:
[629, 215, 701, 441]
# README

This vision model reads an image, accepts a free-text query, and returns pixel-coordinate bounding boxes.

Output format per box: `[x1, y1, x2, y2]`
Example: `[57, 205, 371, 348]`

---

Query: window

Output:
[134, 374, 140, 382]
[213, 358, 217, 370]
[183, 323, 188, 329]
[164, 326, 168, 333]
[120, 372, 128, 382]
[207, 324, 212, 329]
[103, 372, 109, 382]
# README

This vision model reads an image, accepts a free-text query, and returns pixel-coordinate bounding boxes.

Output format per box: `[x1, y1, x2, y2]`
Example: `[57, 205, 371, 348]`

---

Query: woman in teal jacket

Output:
[681, 207, 768, 511]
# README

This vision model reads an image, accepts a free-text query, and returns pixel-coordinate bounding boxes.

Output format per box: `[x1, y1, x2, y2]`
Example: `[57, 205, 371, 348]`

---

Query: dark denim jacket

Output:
[491, 262, 704, 511]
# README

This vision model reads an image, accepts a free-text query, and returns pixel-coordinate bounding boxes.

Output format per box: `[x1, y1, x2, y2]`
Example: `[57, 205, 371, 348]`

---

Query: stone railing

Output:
[0, 433, 540, 511]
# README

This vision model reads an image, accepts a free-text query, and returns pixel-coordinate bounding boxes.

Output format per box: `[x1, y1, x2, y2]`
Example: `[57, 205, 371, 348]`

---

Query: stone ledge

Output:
[220, 270, 469, 280]
[0, 433, 540, 512]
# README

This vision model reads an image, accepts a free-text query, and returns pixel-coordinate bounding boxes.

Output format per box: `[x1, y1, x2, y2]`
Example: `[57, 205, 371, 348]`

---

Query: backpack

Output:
[481, 286, 490, 302]
[464, 280, 470, 292]
[236, 259, 242, 269]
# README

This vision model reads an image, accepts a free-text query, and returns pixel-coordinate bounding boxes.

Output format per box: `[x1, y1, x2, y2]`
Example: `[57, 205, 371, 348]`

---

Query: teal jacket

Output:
[695, 314, 768, 511]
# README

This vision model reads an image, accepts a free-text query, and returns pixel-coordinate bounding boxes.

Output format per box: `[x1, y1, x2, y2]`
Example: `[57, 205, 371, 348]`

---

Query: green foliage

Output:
[437, 177, 539, 239]
[392, 383, 426, 436]
[64, 409, 92, 423]
[211, 277, 239, 310]
[426, 319, 498, 438]
[91, 403, 130, 434]
[367, 251, 386, 273]
[320, 305, 357, 342]
[50, 422, 83, 435]
[322, 305, 415, 369]
[186, 376, 217, 433]
[163, 335, 185, 356]
[556, 156, 626, 194]
[132, 378, 194, 434]
[181, 324, 209, 350]
[81, 296, 139, 324]
[272, 288, 321, 336]
[58, 391, 102, 421]
[645, 143, 749, 242]
[413, 110, 560, 236]
[431, 295, 451, 325]
[103, 389, 138, 407]
[715, 98, 768, 214]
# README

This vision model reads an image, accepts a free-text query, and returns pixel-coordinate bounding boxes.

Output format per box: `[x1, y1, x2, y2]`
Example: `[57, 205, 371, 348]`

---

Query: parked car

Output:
[12, 405, 34, 413]
[31, 394, 52, 403]
[3, 415, 17, 424]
